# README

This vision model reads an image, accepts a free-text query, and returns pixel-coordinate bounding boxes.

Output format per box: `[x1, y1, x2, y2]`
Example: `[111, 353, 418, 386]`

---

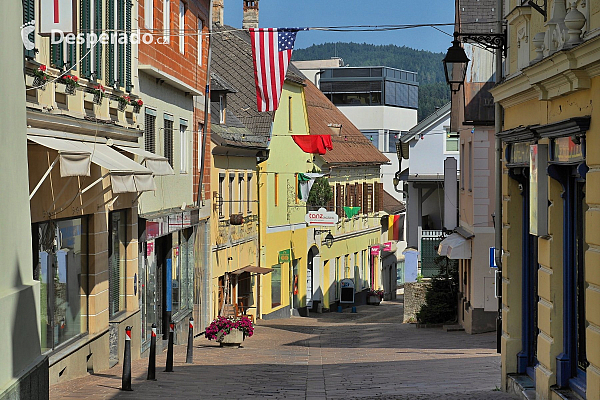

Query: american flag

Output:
[249, 28, 307, 112]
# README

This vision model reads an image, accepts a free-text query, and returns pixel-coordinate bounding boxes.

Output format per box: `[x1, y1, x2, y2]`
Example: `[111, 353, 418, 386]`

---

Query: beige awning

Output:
[230, 266, 274, 275]
[114, 145, 175, 176]
[438, 233, 471, 259]
[28, 134, 156, 193]
[27, 135, 92, 177]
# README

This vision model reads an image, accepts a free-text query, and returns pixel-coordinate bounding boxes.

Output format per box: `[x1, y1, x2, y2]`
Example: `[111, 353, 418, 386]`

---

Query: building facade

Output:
[490, 0, 600, 398]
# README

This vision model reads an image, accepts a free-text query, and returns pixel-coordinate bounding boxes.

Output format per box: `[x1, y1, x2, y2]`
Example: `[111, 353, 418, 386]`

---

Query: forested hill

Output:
[292, 42, 450, 121]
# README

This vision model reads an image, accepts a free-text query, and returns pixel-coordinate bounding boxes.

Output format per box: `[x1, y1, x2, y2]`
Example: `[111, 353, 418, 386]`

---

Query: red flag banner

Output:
[292, 135, 333, 155]
[249, 28, 307, 112]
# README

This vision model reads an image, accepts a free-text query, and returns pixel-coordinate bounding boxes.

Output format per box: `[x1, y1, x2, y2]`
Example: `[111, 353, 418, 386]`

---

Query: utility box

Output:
[340, 279, 355, 304]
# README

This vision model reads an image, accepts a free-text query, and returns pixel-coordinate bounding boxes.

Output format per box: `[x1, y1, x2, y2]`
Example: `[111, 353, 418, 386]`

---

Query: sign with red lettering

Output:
[304, 207, 339, 226]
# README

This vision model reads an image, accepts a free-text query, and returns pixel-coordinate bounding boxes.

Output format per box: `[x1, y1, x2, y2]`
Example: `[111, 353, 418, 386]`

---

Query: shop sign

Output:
[509, 142, 531, 165]
[146, 240, 154, 256]
[530, 144, 548, 236]
[383, 242, 392, 252]
[305, 207, 339, 226]
[370, 245, 380, 255]
[552, 136, 584, 163]
[278, 249, 291, 264]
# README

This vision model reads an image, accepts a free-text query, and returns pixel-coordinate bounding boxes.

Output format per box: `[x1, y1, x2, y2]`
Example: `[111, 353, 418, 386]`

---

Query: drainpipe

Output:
[197, 0, 213, 204]
[494, 0, 504, 354]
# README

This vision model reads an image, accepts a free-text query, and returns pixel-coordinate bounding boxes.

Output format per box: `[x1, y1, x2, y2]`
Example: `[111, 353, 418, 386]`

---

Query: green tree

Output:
[306, 168, 333, 209]
[416, 255, 459, 324]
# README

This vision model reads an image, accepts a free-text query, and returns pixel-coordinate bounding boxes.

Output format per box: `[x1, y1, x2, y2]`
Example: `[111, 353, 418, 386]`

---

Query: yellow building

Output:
[490, 1, 600, 398]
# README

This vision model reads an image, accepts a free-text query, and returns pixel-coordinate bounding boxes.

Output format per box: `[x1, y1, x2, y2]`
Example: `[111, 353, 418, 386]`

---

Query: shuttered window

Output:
[164, 117, 174, 166]
[125, 0, 132, 91]
[106, 0, 115, 85]
[363, 183, 373, 213]
[374, 182, 383, 212]
[109, 210, 127, 317]
[144, 109, 156, 152]
[197, 19, 203, 66]
[80, 0, 91, 78]
[51, 42, 64, 69]
[22, 0, 36, 59]
[117, 0, 125, 88]
[67, 43, 77, 71]
[327, 185, 335, 212]
[356, 183, 363, 212]
[95, 0, 103, 79]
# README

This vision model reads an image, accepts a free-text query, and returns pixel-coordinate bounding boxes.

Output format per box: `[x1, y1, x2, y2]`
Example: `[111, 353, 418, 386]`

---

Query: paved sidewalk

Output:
[50, 300, 516, 399]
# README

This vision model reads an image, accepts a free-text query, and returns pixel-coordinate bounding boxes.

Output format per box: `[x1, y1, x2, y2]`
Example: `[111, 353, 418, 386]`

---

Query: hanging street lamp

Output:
[442, 32, 470, 94]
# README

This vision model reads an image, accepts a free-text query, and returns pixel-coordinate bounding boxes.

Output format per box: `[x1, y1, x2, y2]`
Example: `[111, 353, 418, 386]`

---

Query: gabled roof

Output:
[401, 102, 451, 143]
[211, 24, 274, 145]
[303, 79, 389, 166]
[211, 73, 237, 93]
[383, 190, 406, 214]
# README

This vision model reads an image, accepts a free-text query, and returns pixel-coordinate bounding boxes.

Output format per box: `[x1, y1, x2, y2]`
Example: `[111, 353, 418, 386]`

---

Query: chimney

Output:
[242, 0, 258, 29]
[213, 0, 224, 26]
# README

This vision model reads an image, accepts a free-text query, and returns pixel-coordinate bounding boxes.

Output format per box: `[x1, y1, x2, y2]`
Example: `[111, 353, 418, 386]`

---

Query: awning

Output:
[114, 145, 175, 176]
[437, 233, 471, 259]
[28, 134, 156, 193]
[27, 135, 92, 177]
[230, 266, 274, 275]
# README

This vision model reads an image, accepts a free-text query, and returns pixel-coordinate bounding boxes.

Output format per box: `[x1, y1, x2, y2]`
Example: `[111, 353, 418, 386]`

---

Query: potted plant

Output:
[130, 98, 143, 113]
[91, 84, 105, 105]
[57, 74, 79, 95]
[230, 213, 244, 225]
[117, 95, 130, 111]
[33, 64, 49, 90]
[205, 316, 254, 347]
[367, 289, 384, 305]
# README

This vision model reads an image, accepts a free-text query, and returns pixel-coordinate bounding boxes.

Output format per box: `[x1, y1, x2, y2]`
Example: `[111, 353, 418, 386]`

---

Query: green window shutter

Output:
[22, 0, 36, 59]
[106, 0, 115, 86]
[125, 0, 132, 92]
[50, 43, 64, 69]
[95, 0, 103, 79]
[117, 0, 125, 88]
[67, 44, 77, 70]
[80, 0, 91, 78]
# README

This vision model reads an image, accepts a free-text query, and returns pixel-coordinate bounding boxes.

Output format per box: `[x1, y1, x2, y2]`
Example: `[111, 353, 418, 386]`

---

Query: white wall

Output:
[408, 114, 458, 176]
[338, 105, 417, 132]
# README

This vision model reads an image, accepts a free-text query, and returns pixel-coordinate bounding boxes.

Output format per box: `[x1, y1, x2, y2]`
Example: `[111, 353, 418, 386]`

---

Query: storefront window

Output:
[33, 217, 88, 352]
[172, 228, 194, 315]
[271, 264, 281, 307]
[109, 210, 127, 317]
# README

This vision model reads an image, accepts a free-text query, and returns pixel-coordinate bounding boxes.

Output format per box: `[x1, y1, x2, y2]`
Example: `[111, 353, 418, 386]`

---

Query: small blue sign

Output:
[134, 273, 138, 296]
[490, 247, 498, 268]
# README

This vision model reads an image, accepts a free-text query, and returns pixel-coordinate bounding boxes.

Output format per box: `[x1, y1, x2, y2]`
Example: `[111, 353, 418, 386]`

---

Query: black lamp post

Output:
[442, 32, 470, 94]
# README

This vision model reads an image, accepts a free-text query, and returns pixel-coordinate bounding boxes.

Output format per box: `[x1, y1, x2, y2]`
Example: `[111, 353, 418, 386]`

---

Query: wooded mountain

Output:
[293, 42, 450, 122]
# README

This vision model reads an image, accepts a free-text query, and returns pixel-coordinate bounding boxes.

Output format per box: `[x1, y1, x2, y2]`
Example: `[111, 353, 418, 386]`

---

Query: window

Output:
[388, 131, 400, 153]
[361, 250, 367, 290]
[247, 173, 253, 213]
[219, 95, 225, 124]
[163, 0, 170, 43]
[33, 217, 88, 352]
[228, 173, 234, 216]
[164, 115, 174, 166]
[445, 128, 459, 152]
[238, 174, 244, 213]
[145, 109, 156, 152]
[274, 173, 279, 206]
[344, 255, 350, 278]
[180, 121, 188, 173]
[271, 264, 282, 307]
[288, 96, 293, 131]
[197, 19, 203, 65]
[178, 0, 185, 54]
[109, 210, 127, 317]
[172, 228, 194, 314]
[460, 143, 465, 190]
[145, 0, 154, 29]
[468, 141, 472, 191]
[218, 173, 225, 218]
[335, 257, 340, 300]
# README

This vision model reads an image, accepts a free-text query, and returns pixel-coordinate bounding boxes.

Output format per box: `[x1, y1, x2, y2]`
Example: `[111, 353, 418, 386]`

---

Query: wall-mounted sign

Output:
[305, 208, 339, 226]
[552, 136, 584, 163]
[509, 142, 532, 165]
[370, 245, 380, 256]
[383, 242, 392, 252]
[40, 0, 76, 35]
[278, 249, 291, 264]
[530, 144, 548, 236]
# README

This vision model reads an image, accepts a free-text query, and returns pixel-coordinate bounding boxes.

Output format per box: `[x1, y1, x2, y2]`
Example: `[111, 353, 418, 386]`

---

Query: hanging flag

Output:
[343, 206, 361, 218]
[249, 28, 307, 112]
[388, 215, 401, 241]
[297, 172, 325, 200]
[292, 135, 333, 155]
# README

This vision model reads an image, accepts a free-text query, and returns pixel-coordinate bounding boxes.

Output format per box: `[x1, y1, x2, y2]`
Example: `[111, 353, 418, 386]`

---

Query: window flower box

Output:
[117, 95, 130, 111]
[57, 74, 79, 95]
[91, 84, 105, 105]
[130, 98, 143, 113]
[33, 64, 48, 90]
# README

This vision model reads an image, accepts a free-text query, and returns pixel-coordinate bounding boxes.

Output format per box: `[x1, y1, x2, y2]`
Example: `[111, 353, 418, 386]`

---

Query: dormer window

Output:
[219, 94, 226, 124]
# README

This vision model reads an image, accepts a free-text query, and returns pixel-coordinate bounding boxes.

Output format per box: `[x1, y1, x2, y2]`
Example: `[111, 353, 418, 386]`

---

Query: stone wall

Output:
[403, 282, 430, 323]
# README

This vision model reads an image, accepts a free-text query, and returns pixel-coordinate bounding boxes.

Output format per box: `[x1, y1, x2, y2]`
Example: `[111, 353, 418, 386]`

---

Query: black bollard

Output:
[121, 326, 133, 391]
[186, 317, 194, 364]
[165, 320, 174, 372]
[147, 323, 157, 380]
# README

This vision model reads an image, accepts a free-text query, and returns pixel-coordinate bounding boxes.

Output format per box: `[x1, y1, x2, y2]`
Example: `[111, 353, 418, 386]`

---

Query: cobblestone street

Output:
[50, 299, 516, 399]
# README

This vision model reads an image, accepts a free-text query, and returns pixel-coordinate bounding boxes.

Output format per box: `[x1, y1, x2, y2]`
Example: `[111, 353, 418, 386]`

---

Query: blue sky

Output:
[223, 0, 456, 54]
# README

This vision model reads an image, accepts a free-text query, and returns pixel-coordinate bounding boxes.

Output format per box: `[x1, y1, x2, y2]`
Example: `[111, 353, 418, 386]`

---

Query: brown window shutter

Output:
[375, 182, 384, 212]
[367, 184, 374, 213]
[362, 182, 368, 211]
[345, 183, 350, 207]
[357, 183, 363, 212]
[327, 185, 335, 211]
[336, 183, 342, 217]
